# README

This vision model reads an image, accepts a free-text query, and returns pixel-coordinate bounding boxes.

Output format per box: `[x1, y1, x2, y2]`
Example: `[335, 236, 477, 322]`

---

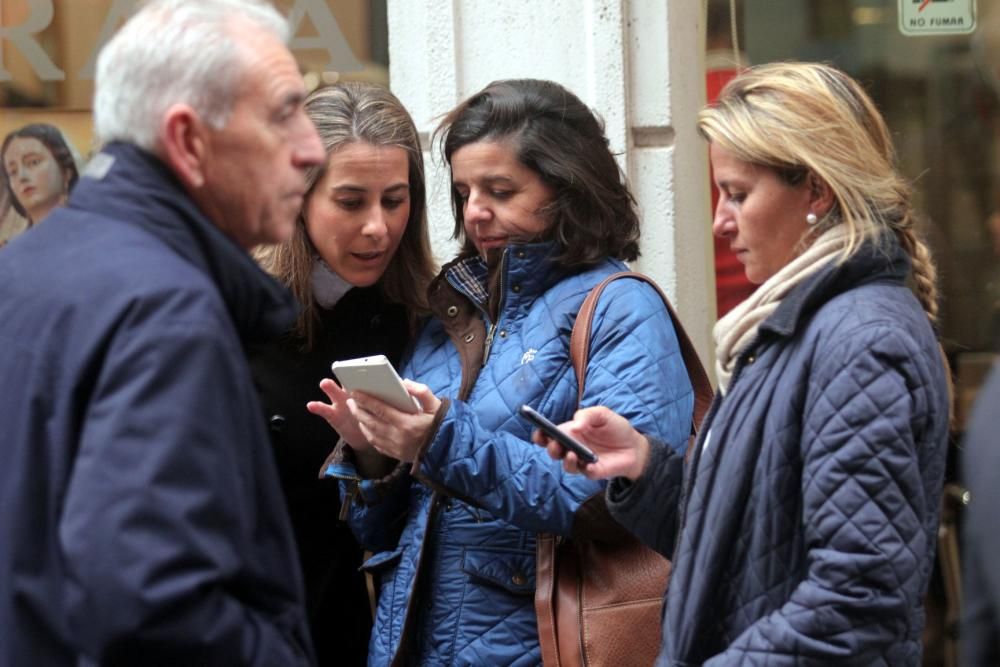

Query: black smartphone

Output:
[520, 404, 598, 464]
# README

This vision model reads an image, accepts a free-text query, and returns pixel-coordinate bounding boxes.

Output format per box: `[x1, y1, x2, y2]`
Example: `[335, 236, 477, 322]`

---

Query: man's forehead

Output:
[230, 28, 303, 101]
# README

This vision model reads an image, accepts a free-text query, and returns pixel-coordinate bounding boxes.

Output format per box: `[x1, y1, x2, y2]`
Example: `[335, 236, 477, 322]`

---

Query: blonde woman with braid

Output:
[538, 62, 950, 665]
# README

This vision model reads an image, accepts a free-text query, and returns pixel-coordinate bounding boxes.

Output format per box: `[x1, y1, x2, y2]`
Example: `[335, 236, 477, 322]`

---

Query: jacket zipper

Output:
[481, 251, 508, 367]
[325, 467, 363, 520]
[338, 483, 360, 521]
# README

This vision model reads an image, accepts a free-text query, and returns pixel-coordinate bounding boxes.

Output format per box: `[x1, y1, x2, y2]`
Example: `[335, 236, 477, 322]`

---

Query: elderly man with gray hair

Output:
[0, 1, 324, 664]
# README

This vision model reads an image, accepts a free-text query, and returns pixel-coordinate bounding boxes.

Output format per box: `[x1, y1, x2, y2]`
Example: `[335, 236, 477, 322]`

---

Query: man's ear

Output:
[808, 173, 835, 218]
[159, 104, 208, 189]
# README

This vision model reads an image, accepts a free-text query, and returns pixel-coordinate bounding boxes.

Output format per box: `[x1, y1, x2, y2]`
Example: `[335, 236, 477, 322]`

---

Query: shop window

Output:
[708, 0, 998, 417]
[0, 0, 387, 243]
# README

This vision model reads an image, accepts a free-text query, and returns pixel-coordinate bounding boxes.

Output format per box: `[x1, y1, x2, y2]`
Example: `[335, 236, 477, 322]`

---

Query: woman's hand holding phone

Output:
[346, 380, 441, 463]
[307, 378, 372, 449]
[532, 406, 651, 481]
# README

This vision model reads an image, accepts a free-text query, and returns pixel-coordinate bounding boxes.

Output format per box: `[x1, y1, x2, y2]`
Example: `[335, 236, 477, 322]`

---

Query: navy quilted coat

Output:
[334, 243, 694, 665]
[608, 238, 949, 665]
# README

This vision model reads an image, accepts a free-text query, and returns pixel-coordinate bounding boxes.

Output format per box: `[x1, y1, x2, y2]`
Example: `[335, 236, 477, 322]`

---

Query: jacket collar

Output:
[70, 142, 297, 344]
[439, 241, 566, 320]
[760, 232, 911, 340]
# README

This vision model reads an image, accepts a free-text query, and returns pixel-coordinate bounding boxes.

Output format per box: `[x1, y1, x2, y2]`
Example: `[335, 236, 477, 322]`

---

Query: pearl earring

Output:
[806, 212, 819, 225]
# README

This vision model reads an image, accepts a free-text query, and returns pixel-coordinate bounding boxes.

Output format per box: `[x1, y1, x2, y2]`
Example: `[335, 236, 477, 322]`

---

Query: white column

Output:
[388, 0, 716, 369]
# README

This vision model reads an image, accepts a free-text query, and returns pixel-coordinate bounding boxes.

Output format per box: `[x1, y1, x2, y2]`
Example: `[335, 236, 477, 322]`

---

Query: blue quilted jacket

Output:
[331, 243, 694, 665]
[608, 238, 950, 665]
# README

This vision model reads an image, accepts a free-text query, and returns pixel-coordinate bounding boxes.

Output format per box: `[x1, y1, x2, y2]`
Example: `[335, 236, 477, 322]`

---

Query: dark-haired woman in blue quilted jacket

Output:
[308, 79, 694, 665]
[543, 62, 951, 666]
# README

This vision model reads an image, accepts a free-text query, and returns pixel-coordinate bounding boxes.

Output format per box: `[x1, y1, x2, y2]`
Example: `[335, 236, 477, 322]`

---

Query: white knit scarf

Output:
[713, 223, 851, 394]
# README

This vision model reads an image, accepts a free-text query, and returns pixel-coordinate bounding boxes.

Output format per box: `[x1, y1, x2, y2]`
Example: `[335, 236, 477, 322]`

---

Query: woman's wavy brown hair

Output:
[434, 79, 641, 267]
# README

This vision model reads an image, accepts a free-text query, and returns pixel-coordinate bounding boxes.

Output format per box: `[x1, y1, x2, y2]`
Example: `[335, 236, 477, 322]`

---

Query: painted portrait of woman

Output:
[1, 124, 80, 244]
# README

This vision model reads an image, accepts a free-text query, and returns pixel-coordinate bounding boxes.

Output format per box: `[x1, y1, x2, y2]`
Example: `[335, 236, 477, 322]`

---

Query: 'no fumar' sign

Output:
[899, 0, 976, 36]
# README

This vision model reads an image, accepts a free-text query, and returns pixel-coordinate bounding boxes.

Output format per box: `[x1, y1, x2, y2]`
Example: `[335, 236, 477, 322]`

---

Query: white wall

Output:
[387, 0, 716, 368]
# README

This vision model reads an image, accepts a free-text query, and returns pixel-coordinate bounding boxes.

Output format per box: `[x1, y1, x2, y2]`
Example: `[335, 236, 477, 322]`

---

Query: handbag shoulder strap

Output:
[570, 271, 713, 434]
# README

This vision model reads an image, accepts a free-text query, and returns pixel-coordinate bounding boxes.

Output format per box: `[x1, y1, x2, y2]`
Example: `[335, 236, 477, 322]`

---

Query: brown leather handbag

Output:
[534, 272, 713, 666]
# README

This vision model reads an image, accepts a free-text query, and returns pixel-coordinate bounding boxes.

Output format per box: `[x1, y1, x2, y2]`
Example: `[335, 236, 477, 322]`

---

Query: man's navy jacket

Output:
[0, 143, 315, 666]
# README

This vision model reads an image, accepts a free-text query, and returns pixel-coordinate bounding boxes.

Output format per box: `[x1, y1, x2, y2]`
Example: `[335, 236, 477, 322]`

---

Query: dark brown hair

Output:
[435, 79, 640, 266]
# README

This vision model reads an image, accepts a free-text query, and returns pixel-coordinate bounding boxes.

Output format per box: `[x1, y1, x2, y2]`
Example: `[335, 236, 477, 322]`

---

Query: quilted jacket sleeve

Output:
[604, 437, 686, 557]
[336, 461, 413, 553]
[332, 396, 453, 551]
[413, 280, 694, 538]
[707, 323, 944, 665]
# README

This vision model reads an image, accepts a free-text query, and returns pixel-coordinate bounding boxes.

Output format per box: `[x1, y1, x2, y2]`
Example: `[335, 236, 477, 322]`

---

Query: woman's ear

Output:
[808, 174, 835, 218]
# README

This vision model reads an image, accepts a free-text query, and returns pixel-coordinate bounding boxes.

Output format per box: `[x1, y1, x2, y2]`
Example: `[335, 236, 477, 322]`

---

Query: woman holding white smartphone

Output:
[310, 79, 695, 666]
[249, 82, 435, 667]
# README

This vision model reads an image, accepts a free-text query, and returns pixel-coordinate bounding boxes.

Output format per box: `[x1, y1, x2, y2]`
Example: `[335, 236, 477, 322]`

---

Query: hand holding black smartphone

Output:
[520, 404, 598, 464]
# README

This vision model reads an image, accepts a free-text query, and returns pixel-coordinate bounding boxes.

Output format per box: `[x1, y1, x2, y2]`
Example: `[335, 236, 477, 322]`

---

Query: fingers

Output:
[347, 392, 386, 420]
[573, 405, 613, 429]
[537, 431, 595, 476]
[559, 451, 603, 479]
[318, 377, 348, 403]
[306, 400, 335, 421]
[356, 414, 377, 446]
[347, 395, 401, 444]
[402, 380, 441, 413]
[531, 419, 613, 480]
[346, 395, 433, 463]
[401, 379, 428, 395]
[306, 395, 350, 429]
[545, 439, 563, 460]
[531, 429, 564, 459]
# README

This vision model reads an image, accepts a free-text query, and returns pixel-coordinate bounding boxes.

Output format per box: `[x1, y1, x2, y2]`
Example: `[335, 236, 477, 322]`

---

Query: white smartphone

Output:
[330, 355, 421, 414]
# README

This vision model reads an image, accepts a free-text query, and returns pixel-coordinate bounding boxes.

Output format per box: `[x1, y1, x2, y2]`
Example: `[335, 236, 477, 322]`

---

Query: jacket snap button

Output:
[511, 284, 521, 293]
[516, 250, 526, 259]
[464, 333, 475, 343]
[446, 305, 459, 317]
[269, 414, 286, 433]
[499, 329, 507, 338]
[511, 573, 526, 585]
[746, 354, 756, 365]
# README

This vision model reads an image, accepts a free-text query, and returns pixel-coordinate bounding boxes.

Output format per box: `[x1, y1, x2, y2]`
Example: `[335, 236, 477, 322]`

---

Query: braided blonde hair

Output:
[698, 62, 940, 325]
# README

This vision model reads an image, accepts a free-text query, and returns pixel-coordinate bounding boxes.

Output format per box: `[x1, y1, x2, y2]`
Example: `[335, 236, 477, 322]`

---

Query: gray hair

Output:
[93, 0, 290, 150]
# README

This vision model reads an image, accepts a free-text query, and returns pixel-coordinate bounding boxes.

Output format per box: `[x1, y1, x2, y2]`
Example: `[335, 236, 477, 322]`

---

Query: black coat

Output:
[249, 287, 409, 667]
